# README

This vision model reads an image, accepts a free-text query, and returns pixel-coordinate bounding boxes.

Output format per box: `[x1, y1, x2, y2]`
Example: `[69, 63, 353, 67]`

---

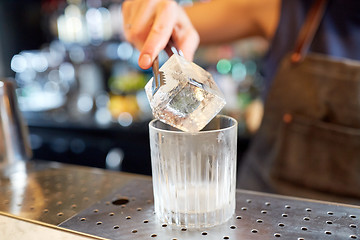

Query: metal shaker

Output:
[0, 79, 32, 169]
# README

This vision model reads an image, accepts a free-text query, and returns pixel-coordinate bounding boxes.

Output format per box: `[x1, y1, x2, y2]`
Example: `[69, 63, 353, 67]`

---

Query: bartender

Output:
[122, 0, 360, 203]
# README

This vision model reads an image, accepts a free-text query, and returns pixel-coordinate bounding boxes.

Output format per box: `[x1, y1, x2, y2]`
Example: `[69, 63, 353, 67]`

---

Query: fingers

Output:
[138, 0, 179, 69]
[130, 0, 158, 36]
[121, 0, 132, 25]
[122, 0, 200, 70]
[122, 0, 135, 35]
[174, 30, 199, 62]
[126, 0, 159, 50]
[172, 9, 200, 62]
[123, 0, 143, 48]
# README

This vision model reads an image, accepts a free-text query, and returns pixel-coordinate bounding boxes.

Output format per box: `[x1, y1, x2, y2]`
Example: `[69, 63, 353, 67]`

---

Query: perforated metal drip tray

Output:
[60, 179, 360, 240]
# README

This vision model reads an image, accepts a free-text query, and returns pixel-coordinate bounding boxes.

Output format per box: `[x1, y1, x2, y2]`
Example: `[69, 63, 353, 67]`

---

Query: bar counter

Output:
[1, 160, 360, 239]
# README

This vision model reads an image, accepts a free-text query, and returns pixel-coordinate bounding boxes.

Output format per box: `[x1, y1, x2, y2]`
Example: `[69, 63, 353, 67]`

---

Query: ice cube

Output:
[145, 54, 226, 132]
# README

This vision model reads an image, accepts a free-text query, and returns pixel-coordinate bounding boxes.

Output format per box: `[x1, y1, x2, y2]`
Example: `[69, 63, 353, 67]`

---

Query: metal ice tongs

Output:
[152, 39, 183, 96]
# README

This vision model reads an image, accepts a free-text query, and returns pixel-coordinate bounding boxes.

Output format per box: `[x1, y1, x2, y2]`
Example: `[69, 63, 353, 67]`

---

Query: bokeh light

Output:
[11, 55, 27, 73]
[77, 94, 93, 113]
[95, 107, 112, 126]
[31, 54, 48, 72]
[232, 62, 247, 82]
[117, 112, 133, 127]
[117, 42, 133, 60]
[59, 62, 75, 82]
[216, 59, 232, 74]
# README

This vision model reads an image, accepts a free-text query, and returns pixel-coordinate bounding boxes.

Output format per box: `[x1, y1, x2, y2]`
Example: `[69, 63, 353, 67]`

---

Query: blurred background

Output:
[0, 0, 269, 175]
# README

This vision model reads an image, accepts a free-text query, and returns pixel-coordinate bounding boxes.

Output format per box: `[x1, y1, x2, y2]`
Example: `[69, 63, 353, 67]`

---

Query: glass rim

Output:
[148, 114, 238, 135]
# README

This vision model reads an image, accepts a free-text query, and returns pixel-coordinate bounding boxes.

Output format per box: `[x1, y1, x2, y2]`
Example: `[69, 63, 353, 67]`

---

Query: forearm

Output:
[184, 0, 280, 45]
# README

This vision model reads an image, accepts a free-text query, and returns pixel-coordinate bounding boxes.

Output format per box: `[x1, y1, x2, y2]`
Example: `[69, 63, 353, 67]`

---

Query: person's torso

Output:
[262, 0, 360, 95]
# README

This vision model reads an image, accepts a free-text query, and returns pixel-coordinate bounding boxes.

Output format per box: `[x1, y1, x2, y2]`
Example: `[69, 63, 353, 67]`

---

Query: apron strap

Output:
[291, 0, 328, 63]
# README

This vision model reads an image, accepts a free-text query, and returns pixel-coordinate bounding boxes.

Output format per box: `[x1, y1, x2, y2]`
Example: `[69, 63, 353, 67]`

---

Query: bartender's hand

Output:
[122, 0, 200, 69]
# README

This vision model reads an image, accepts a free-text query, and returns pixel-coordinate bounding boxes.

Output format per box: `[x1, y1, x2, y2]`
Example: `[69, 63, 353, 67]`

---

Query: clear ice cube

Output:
[145, 54, 226, 132]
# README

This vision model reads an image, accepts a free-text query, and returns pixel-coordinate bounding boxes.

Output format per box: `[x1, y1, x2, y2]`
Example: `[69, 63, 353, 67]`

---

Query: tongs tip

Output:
[151, 39, 183, 96]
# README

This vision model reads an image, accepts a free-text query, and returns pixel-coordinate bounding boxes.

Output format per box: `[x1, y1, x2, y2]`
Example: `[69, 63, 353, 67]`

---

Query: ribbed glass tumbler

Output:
[149, 115, 238, 228]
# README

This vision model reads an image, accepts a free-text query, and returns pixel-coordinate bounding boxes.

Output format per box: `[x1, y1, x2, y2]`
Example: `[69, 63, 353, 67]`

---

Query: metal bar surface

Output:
[0, 160, 150, 225]
[0, 211, 109, 240]
[1, 160, 360, 239]
[60, 179, 360, 240]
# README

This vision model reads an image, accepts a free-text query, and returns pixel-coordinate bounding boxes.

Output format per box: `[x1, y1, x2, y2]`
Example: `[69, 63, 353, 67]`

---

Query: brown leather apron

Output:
[238, 0, 360, 204]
